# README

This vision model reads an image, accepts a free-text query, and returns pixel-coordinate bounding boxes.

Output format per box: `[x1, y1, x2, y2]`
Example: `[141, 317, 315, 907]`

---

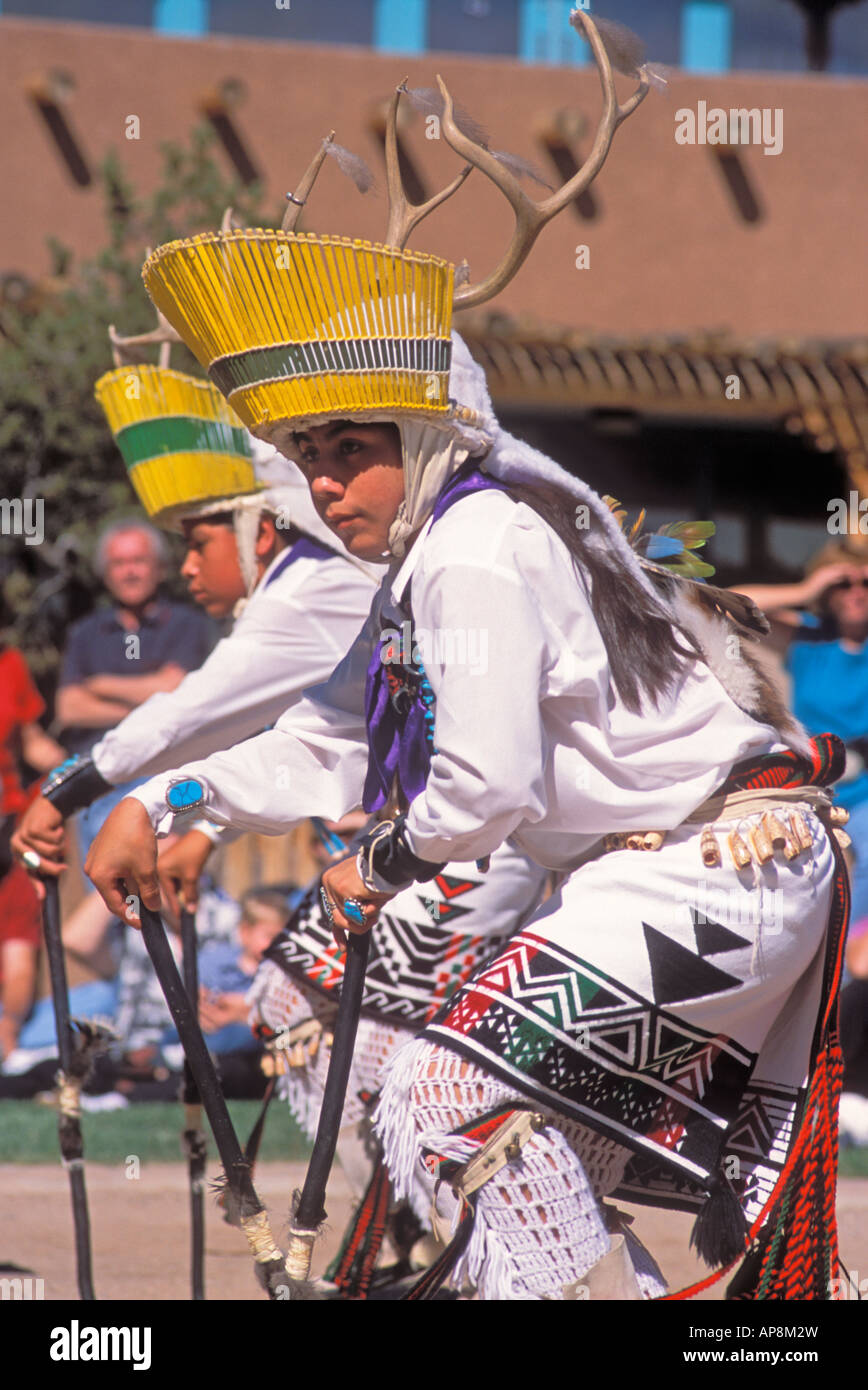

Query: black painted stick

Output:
[285, 930, 371, 1286]
[180, 906, 206, 1301]
[139, 905, 287, 1299]
[42, 877, 96, 1300]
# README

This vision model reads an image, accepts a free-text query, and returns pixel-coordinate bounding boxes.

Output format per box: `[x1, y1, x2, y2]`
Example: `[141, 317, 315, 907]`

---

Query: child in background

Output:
[197, 886, 291, 1053]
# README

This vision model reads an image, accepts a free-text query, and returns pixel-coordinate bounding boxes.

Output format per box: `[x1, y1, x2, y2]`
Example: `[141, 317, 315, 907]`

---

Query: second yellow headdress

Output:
[94, 363, 259, 527]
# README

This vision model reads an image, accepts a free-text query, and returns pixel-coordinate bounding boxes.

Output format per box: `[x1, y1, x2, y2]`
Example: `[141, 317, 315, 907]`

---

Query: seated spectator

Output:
[0, 863, 242, 1100]
[110, 875, 242, 1092]
[196, 886, 292, 1052]
[733, 541, 868, 977]
[838, 979, 868, 1146]
[0, 889, 121, 1093]
[0, 866, 43, 1066]
[114, 883, 289, 1100]
[0, 619, 66, 1065]
[55, 519, 215, 860]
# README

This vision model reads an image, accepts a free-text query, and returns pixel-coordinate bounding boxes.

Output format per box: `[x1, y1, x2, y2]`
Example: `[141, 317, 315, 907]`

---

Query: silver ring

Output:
[342, 897, 366, 927]
[22, 850, 41, 872]
[319, 886, 335, 926]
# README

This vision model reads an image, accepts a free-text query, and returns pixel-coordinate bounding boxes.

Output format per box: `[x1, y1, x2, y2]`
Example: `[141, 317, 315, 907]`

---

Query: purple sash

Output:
[265, 535, 334, 588]
[362, 464, 509, 813]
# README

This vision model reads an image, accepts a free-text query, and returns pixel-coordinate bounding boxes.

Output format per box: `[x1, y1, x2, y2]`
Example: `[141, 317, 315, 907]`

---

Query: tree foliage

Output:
[0, 127, 273, 687]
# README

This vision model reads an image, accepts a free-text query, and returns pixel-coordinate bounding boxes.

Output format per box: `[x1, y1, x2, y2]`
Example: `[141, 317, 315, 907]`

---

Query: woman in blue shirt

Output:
[736, 540, 868, 977]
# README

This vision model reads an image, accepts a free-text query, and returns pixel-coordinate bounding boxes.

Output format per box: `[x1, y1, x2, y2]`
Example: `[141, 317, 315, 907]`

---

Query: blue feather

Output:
[645, 535, 684, 560]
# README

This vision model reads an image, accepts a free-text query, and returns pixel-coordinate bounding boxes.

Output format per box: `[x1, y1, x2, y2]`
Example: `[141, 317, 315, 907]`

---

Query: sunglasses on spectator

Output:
[829, 577, 868, 592]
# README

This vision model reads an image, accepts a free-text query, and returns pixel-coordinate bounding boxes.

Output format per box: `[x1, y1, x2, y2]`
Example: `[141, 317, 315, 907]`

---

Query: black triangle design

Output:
[643, 922, 742, 1005]
[583, 984, 623, 1012]
[655, 1020, 694, 1058]
[592, 1027, 636, 1062]
[691, 910, 750, 958]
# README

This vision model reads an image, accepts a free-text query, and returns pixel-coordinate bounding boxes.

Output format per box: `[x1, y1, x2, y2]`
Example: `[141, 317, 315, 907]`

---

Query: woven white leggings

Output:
[248, 957, 415, 1142]
[376, 1038, 665, 1300]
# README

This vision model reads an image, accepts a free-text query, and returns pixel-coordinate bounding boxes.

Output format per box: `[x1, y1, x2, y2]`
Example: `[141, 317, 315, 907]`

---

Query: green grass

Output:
[0, 1100, 312, 1165]
[2, 1097, 867, 1176]
[839, 1146, 868, 1178]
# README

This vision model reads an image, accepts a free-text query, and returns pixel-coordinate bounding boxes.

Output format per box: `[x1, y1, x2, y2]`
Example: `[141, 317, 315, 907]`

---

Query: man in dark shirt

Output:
[57, 520, 215, 859]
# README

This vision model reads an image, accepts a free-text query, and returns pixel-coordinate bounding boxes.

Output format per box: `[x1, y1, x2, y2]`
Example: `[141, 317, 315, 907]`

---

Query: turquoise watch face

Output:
[166, 779, 205, 812]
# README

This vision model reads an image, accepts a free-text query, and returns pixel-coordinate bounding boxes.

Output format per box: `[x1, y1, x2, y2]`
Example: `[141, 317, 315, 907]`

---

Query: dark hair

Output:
[504, 480, 698, 714]
[292, 421, 402, 452]
[182, 511, 236, 530]
[240, 885, 294, 923]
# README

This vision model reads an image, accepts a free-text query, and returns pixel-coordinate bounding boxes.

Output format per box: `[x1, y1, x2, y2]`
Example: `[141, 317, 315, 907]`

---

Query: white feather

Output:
[403, 86, 489, 147]
[490, 149, 553, 190]
[325, 141, 376, 194]
[571, 10, 667, 93]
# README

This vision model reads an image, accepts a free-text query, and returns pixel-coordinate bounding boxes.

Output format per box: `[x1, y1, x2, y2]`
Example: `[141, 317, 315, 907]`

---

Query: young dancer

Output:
[85, 12, 848, 1298]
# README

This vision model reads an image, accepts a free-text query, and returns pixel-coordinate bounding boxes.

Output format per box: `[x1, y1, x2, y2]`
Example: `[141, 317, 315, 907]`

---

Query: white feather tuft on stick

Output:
[570, 10, 668, 91]
[324, 141, 376, 194]
[490, 149, 553, 190]
[401, 85, 489, 147]
[642, 65, 670, 94]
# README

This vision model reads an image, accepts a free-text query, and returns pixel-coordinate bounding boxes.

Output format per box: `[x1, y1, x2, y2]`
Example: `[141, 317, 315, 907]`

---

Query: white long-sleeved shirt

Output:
[130, 490, 780, 870]
[93, 543, 379, 785]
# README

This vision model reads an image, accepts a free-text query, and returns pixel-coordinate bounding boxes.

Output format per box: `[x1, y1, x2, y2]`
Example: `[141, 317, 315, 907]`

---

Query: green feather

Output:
[657, 520, 716, 550]
[659, 554, 716, 579]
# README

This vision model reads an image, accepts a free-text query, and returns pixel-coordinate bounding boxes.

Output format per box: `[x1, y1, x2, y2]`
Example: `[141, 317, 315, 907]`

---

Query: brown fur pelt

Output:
[501, 480, 811, 753]
[657, 575, 812, 756]
[504, 480, 698, 715]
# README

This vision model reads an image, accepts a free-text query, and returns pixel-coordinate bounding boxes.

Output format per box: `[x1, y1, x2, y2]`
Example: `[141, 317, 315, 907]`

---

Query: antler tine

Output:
[282, 131, 336, 232]
[384, 81, 473, 249]
[108, 307, 182, 367]
[442, 12, 649, 309]
[109, 327, 123, 370]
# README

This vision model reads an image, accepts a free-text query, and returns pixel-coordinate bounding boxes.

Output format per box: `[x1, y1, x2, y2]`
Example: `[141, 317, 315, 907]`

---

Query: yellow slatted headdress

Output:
[140, 12, 656, 554]
[142, 15, 650, 443]
[94, 314, 260, 529]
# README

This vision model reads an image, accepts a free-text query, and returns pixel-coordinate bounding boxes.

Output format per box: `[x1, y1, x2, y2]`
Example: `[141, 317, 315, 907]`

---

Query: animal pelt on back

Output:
[503, 477, 812, 755]
[661, 577, 813, 757]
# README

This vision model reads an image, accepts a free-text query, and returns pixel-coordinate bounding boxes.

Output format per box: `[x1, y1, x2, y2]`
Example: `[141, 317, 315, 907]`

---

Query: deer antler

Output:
[109, 306, 181, 368]
[221, 205, 244, 233]
[384, 81, 472, 249]
[440, 12, 649, 310]
[282, 131, 336, 232]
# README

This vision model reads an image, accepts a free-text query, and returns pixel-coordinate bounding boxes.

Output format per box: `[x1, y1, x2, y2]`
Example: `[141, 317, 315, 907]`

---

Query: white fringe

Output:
[623, 1226, 669, 1300]
[278, 1071, 323, 1144]
[374, 1038, 441, 1227]
[453, 1205, 541, 1302]
[375, 1038, 537, 1297]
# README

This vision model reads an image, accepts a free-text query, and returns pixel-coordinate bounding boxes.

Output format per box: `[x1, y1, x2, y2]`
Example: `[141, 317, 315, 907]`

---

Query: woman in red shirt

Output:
[0, 639, 65, 1061]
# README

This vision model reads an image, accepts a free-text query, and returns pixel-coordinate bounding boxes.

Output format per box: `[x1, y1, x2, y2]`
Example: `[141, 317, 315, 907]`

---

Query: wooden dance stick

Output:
[180, 906, 206, 1301]
[285, 930, 371, 1291]
[139, 904, 289, 1300]
[42, 877, 96, 1300]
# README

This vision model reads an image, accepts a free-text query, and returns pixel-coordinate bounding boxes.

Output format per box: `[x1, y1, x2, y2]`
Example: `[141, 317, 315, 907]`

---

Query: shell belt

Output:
[600, 784, 850, 872]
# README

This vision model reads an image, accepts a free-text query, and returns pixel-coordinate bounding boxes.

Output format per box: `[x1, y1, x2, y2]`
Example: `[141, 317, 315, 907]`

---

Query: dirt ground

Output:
[2, 1162, 867, 1301]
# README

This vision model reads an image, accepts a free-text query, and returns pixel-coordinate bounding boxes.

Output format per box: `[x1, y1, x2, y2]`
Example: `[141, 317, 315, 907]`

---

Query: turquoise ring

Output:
[342, 898, 366, 927]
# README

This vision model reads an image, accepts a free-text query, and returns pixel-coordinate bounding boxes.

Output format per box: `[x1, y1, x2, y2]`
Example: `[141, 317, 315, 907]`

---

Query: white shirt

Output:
[131, 491, 779, 869]
[93, 543, 379, 785]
